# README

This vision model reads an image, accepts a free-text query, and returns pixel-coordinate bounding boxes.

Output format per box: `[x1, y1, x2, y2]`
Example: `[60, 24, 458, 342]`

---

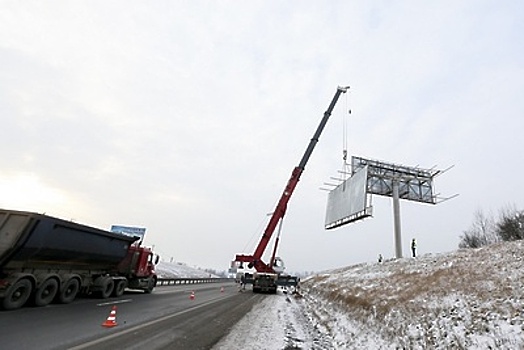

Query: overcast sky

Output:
[1, 1, 523, 272]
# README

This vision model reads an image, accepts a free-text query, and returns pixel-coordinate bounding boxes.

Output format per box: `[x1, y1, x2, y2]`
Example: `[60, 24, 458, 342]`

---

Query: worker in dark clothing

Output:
[411, 238, 417, 258]
[240, 274, 246, 291]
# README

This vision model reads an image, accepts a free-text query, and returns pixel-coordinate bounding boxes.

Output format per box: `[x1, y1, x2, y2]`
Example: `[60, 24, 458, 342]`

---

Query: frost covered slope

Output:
[155, 261, 220, 278]
[302, 240, 524, 349]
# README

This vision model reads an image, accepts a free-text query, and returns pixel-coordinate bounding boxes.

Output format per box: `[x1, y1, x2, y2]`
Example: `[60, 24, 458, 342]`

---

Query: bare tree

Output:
[459, 209, 498, 248]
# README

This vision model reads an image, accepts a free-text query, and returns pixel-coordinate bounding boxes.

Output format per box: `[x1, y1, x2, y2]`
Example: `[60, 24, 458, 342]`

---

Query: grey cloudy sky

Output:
[1, 1, 523, 272]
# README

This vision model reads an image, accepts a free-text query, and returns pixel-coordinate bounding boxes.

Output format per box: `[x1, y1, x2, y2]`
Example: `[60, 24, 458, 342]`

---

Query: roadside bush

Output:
[460, 206, 524, 248]
[496, 207, 524, 241]
[459, 230, 492, 249]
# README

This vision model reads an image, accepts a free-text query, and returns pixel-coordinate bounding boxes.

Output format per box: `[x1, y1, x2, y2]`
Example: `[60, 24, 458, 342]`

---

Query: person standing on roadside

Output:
[411, 238, 417, 258]
[239, 273, 246, 291]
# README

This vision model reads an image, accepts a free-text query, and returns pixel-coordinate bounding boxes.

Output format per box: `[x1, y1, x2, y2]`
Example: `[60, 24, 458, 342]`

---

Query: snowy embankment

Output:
[155, 261, 220, 278]
[214, 240, 524, 349]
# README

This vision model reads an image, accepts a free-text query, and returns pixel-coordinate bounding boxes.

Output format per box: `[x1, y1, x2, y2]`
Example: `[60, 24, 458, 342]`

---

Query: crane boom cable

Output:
[342, 92, 347, 160]
[269, 217, 285, 268]
[242, 213, 270, 254]
[342, 91, 351, 178]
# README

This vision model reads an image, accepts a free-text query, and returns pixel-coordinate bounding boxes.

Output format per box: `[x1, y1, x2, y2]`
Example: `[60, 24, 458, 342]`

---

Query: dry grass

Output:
[301, 240, 524, 348]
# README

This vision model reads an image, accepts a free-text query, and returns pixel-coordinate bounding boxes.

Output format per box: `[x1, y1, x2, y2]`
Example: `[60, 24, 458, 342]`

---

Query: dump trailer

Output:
[0, 209, 158, 310]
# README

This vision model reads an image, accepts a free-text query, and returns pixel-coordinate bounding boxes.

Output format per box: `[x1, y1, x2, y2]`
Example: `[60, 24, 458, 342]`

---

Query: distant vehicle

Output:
[0, 209, 159, 310]
[227, 267, 237, 279]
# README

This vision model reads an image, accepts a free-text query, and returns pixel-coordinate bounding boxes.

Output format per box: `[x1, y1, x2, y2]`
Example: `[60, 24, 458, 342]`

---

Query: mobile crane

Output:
[234, 86, 349, 292]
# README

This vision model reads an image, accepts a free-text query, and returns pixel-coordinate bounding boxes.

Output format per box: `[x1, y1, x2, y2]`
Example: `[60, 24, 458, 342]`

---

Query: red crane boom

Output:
[235, 86, 349, 273]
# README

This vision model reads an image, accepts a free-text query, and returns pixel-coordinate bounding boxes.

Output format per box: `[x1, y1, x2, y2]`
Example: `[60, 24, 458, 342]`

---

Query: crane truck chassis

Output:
[0, 209, 159, 310]
[252, 272, 278, 293]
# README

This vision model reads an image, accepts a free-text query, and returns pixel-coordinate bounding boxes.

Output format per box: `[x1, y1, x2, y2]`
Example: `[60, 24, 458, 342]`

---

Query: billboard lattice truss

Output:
[352, 156, 439, 204]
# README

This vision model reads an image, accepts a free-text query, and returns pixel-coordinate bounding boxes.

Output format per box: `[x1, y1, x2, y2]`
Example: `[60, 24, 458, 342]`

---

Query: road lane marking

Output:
[96, 299, 133, 307]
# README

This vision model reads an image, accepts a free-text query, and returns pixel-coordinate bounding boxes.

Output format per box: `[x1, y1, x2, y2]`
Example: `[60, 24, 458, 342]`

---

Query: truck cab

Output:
[117, 244, 159, 293]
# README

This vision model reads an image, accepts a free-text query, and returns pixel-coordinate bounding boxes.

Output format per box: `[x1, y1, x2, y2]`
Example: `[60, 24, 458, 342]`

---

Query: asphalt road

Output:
[0, 282, 265, 350]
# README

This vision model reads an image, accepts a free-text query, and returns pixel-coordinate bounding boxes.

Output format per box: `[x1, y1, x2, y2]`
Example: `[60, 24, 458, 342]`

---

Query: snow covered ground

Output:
[213, 240, 524, 349]
[212, 290, 333, 350]
[155, 260, 220, 278]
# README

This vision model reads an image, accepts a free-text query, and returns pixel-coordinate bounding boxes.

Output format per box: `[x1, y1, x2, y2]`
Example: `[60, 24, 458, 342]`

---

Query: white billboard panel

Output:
[325, 166, 372, 230]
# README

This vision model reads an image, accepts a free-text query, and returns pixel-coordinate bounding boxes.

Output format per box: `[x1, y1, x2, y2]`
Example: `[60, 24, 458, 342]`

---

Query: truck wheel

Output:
[112, 280, 126, 297]
[57, 278, 80, 304]
[99, 278, 115, 299]
[144, 278, 155, 294]
[34, 278, 59, 307]
[2, 279, 33, 310]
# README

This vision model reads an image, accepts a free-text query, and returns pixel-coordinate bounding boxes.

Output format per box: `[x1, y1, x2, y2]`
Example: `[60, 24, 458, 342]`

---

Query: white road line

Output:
[96, 299, 133, 307]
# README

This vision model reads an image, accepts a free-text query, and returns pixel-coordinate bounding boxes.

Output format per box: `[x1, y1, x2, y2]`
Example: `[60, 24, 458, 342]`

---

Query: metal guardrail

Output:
[156, 277, 233, 286]
[155, 276, 299, 288]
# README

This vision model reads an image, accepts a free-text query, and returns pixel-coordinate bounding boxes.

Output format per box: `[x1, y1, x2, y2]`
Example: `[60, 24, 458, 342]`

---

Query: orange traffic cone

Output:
[189, 291, 195, 300]
[102, 306, 118, 328]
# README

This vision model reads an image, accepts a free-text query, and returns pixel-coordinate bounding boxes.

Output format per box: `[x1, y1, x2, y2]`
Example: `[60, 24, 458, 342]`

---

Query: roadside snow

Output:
[211, 288, 392, 350]
[212, 290, 334, 350]
[212, 240, 524, 349]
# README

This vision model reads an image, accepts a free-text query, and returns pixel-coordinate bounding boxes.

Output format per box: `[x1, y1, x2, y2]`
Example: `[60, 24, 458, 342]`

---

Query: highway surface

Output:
[0, 281, 265, 350]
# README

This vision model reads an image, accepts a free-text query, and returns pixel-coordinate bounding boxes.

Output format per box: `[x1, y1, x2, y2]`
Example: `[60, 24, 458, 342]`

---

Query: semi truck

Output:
[0, 209, 159, 310]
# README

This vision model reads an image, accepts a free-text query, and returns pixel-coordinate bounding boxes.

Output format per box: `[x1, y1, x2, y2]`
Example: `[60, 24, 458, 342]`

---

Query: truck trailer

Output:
[0, 209, 158, 310]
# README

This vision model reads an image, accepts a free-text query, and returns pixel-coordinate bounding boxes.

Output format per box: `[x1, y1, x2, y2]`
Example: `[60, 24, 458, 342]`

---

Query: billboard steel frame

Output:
[351, 156, 440, 258]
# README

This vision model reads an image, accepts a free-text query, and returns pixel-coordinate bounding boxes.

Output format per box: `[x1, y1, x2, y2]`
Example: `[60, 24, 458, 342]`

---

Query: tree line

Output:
[459, 205, 524, 248]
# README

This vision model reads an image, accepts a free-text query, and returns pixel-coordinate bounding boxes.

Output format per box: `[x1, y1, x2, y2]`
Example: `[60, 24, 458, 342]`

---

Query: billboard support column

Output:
[392, 180, 403, 258]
